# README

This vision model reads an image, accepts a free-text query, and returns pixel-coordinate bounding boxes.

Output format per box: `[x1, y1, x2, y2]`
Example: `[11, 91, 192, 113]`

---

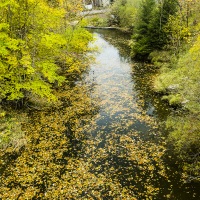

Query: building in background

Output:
[83, 0, 112, 9]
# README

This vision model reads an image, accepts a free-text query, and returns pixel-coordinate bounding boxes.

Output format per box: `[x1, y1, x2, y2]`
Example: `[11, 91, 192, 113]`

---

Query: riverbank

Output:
[81, 8, 131, 32]
[80, 8, 110, 17]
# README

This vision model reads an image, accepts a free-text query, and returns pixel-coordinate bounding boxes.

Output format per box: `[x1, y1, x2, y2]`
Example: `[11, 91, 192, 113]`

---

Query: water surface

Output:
[1, 29, 199, 199]
[83, 29, 200, 199]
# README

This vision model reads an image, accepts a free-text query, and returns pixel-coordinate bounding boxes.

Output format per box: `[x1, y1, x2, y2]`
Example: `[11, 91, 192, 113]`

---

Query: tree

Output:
[163, 0, 200, 53]
[0, 0, 92, 102]
[109, 0, 141, 29]
[131, 0, 178, 58]
[0, 0, 93, 152]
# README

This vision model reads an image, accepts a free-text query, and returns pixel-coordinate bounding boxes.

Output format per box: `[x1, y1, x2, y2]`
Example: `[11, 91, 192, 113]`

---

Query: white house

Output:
[83, 0, 112, 9]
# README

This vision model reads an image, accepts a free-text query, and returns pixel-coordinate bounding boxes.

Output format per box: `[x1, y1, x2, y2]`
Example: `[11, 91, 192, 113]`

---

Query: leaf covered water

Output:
[1, 30, 199, 199]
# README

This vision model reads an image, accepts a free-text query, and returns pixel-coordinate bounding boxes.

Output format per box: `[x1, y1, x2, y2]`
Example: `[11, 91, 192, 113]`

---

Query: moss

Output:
[162, 94, 182, 105]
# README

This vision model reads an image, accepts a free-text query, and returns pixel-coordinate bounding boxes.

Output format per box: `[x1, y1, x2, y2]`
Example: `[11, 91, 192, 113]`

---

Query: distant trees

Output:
[110, 0, 178, 58]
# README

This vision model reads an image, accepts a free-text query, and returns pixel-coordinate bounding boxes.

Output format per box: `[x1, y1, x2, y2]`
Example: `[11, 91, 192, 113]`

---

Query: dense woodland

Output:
[110, 0, 200, 182]
[0, 0, 200, 199]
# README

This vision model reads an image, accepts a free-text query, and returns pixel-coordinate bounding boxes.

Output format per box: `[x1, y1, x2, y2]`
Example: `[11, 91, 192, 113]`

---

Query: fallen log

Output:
[84, 26, 118, 30]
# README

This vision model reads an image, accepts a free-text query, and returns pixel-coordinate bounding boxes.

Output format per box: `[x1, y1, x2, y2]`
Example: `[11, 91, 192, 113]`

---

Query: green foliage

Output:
[167, 114, 200, 182]
[155, 34, 200, 112]
[154, 15, 200, 181]
[130, 0, 156, 58]
[148, 50, 172, 68]
[0, 0, 93, 152]
[87, 16, 108, 27]
[109, 0, 141, 29]
[150, 1, 200, 182]
[131, 0, 178, 58]
[162, 0, 200, 53]
[64, 26, 93, 74]
[0, 0, 93, 102]
[164, 13, 191, 53]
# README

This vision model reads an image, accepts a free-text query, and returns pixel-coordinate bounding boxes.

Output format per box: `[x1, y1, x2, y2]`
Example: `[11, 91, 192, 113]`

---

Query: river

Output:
[82, 29, 200, 199]
[1, 29, 200, 199]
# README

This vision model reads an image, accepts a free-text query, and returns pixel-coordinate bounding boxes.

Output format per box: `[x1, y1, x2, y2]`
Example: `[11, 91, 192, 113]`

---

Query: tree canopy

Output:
[0, 0, 92, 102]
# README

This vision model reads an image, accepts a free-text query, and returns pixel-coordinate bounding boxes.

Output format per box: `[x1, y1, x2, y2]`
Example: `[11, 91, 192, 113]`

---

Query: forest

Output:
[0, 0, 200, 199]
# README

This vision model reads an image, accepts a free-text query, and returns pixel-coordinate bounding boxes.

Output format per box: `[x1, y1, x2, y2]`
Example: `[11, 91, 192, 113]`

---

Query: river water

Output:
[82, 29, 200, 199]
[1, 29, 200, 199]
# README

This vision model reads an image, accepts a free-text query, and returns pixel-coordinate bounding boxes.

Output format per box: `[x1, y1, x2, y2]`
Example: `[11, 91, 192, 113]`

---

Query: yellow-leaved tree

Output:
[0, 0, 93, 150]
[0, 0, 92, 102]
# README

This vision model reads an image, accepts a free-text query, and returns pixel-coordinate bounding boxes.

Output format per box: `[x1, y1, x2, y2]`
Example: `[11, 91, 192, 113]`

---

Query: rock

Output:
[167, 84, 179, 91]
[70, 21, 79, 26]
[146, 106, 155, 116]
[182, 99, 189, 104]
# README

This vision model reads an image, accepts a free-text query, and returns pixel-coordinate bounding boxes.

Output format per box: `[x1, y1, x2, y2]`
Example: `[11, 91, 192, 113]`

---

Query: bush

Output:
[109, 0, 140, 29]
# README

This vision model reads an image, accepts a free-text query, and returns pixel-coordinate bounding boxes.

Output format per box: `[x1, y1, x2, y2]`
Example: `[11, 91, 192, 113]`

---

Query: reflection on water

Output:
[86, 31, 163, 140]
